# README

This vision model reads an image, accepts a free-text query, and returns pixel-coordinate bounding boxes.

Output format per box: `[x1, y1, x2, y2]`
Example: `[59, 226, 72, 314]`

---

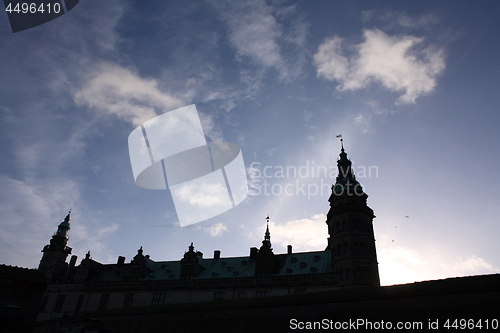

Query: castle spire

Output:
[262, 216, 271, 248]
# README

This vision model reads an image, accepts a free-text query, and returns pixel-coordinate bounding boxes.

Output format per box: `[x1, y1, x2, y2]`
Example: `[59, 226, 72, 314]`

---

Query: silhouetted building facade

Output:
[326, 140, 380, 286]
[36, 144, 380, 321]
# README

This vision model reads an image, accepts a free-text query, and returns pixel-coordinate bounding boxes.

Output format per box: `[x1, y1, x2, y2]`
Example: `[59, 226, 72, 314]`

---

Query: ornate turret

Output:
[180, 243, 202, 279]
[38, 211, 73, 281]
[326, 137, 380, 286]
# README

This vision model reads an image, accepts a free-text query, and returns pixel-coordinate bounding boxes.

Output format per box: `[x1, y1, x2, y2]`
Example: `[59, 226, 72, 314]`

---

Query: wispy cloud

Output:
[313, 29, 446, 104]
[0, 176, 80, 268]
[74, 63, 184, 127]
[71, 222, 120, 264]
[362, 10, 440, 30]
[210, 0, 307, 82]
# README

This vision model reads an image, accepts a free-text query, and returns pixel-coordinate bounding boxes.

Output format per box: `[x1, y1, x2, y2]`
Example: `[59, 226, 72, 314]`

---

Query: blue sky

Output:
[1, 0, 499, 286]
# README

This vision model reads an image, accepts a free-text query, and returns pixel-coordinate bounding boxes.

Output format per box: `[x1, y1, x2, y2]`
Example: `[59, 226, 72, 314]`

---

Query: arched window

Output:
[361, 243, 365, 254]
[354, 243, 358, 254]
[363, 268, 368, 278]
[344, 243, 348, 254]
[346, 269, 350, 279]
[338, 244, 342, 255]
[342, 221, 345, 231]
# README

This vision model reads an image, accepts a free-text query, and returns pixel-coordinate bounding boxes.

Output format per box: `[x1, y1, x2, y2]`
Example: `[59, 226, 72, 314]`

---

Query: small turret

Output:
[38, 211, 73, 281]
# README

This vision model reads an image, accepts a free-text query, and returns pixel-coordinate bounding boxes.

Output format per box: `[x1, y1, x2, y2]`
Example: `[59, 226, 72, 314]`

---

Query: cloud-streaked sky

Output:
[1, 1, 499, 286]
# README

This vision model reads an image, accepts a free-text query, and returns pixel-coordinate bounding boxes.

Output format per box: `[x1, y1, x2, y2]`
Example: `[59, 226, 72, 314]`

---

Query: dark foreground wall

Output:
[0, 265, 47, 333]
[34, 274, 500, 333]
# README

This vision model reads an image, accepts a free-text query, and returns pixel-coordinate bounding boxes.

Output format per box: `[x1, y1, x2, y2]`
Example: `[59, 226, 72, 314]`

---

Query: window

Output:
[314, 255, 320, 262]
[286, 269, 292, 274]
[300, 262, 307, 269]
[354, 243, 358, 254]
[221, 262, 226, 267]
[98, 294, 110, 310]
[356, 268, 361, 279]
[361, 243, 365, 255]
[339, 270, 343, 281]
[342, 221, 345, 231]
[238, 291, 246, 298]
[363, 268, 368, 279]
[294, 289, 305, 294]
[344, 243, 348, 254]
[256, 291, 268, 297]
[40, 295, 49, 312]
[124, 293, 134, 307]
[346, 269, 350, 279]
[291, 257, 297, 263]
[338, 244, 342, 255]
[75, 294, 84, 313]
[53, 295, 66, 312]
[151, 293, 162, 305]
[310, 267, 317, 273]
[241, 260, 247, 266]
[214, 292, 225, 300]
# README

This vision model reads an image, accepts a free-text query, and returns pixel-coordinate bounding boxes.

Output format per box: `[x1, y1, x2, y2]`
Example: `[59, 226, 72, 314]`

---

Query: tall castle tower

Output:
[38, 212, 73, 281]
[326, 138, 380, 286]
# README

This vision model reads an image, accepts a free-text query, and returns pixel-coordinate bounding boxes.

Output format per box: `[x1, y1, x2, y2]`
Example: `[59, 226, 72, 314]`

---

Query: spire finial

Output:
[264, 216, 271, 242]
[336, 134, 344, 152]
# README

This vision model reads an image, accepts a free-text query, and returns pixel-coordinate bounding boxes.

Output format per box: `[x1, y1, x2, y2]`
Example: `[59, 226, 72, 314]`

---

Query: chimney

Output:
[214, 250, 220, 259]
[69, 255, 77, 268]
[287, 245, 292, 254]
[250, 247, 258, 260]
[117, 256, 125, 266]
[65, 255, 78, 280]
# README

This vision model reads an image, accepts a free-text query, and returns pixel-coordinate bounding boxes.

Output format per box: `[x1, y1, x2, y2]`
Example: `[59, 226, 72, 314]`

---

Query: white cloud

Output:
[74, 63, 184, 126]
[377, 232, 499, 285]
[313, 29, 445, 104]
[266, 214, 328, 251]
[213, 1, 283, 70]
[198, 223, 228, 237]
[173, 182, 229, 208]
[442, 255, 499, 276]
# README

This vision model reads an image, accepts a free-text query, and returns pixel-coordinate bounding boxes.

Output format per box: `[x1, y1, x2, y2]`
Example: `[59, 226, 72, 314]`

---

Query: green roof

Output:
[142, 250, 332, 281]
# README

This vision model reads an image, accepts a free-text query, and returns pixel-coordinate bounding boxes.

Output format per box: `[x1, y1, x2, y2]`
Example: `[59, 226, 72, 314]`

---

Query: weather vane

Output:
[336, 134, 344, 149]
